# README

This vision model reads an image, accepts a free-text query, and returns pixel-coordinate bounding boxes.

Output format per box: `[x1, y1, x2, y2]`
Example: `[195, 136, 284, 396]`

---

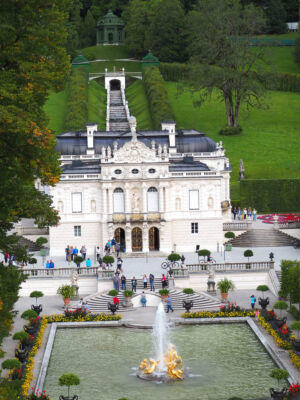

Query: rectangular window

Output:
[189, 190, 199, 210]
[72, 193, 82, 213]
[74, 225, 81, 237]
[191, 222, 198, 234]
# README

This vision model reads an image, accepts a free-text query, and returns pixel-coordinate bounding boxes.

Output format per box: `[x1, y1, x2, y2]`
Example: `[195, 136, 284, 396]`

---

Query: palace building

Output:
[48, 69, 232, 256]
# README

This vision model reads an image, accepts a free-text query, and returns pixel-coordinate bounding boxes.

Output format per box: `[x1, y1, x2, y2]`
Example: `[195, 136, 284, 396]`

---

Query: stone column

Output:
[142, 183, 147, 215]
[125, 184, 130, 214]
[108, 188, 113, 214]
[165, 185, 170, 213]
[102, 186, 107, 214]
[125, 223, 132, 253]
[143, 223, 149, 253]
[159, 185, 164, 212]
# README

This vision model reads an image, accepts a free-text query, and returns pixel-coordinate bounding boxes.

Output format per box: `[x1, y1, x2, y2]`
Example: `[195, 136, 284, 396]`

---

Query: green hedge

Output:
[240, 179, 300, 213]
[159, 62, 300, 93]
[65, 68, 89, 131]
[143, 67, 173, 129]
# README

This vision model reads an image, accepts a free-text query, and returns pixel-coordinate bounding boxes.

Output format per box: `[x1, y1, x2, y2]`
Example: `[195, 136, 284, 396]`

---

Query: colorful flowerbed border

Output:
[181, 310, 255, 318]
[258, 213, 300, 224]
[19, 313, 121, 397]
[257, 314, 300, 371]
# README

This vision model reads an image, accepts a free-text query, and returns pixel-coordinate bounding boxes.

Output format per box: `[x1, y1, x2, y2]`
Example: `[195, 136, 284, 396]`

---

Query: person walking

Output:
[113, 273, 120, 292]
[237, 207, 241, 221]
[111, 238, 116, 253]
[65, 245, 70, 261]
[131, 276, 137, 293]
[117, 257, 123, 273]
[115, 242, 120, 257]
[121, 275, 126, 290]
[162, 274, 167, 288]
[70, 246, 74, 261]
[253, 208, 257, 222]
[80, 245, 87, 260]
[243, 208, 247, 220]
[86, 258, 91, 267]
[96, 246, 101, 262]
[140, 291, 147, 307]
[143, 274, 148, 289]
[149, 273, 155, 292]
[233, 207, 237, 220]
[113, 295, 119, 308]
[247, 207, 252, 219]
[73, 246, 79, 257]
[250, 294, 256, 310]
[166, 295, 174, 313]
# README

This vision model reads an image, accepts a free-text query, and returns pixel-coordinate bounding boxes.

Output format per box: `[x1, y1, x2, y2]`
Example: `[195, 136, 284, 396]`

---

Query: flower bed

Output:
[45, 312, 121, 323]
[258, 213, 300, 224]
[182, 310, 255, 318]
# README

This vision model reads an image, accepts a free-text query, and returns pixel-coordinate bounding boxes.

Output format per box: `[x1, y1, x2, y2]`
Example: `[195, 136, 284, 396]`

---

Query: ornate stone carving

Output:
[147, 213, 161, 222]
[112, 214, 126, 223]
[130, 214, 143, 222]
[113, 139, 158, 163]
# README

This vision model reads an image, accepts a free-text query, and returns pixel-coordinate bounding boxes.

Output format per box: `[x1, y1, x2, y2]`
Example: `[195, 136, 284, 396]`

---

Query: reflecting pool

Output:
[44, 324, 276, 400]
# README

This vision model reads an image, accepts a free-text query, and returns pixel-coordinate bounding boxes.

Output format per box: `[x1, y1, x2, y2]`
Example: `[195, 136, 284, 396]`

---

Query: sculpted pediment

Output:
[113, 139, 158, 163]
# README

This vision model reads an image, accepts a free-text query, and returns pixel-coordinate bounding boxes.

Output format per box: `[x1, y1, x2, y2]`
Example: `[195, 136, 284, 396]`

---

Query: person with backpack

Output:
[121, 275, 126, 290]
[149, 273, 155, 292]
[250, 294, 256, 310]
[140, 291, 147, 307]
[131, 276, 137, 293]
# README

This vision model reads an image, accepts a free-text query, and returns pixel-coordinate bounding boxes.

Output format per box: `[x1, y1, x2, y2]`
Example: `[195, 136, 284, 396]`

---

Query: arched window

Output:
[147, 187, 158, 212]
[113, 188, 124, 213]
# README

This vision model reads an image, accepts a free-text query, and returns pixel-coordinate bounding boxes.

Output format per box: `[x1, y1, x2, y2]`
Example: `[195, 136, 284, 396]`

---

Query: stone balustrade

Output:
[184, 261, 272, 275]
[22, 267, 101, 278]
[223, 222, 252, 231]
[16, 226, 49, 235]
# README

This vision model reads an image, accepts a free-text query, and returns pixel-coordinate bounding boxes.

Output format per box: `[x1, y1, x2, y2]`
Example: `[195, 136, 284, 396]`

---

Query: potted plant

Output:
[123, 289, 134, 307]
[269, 368, 289, 400]
[58, 373, 80, 400]
[244, 249, 253, 267]
[57, 285, 76, 306]
[217, 278, 235, 302]
[159, 289, 170, 300]
[198, 249, 211, 262]
[13, 331, 30, 354]
[273, 300, 288, 328]
[256, 285, 269, 309]
[30, 290, 44, 315]
[73, 255, 84, 268]
[1, 358, 22, 380]
[103, 255, 115, 268]
[21, 309, 39, 335]
[27, 387, 52, 400]
[224, 231, 235, 239]
[108, 289, 119, 297]
[291, 321, 300, 352]
[182, 288, 194, 312]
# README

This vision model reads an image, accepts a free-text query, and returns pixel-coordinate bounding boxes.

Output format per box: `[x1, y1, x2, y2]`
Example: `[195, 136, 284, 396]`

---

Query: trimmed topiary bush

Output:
[270, 368, 289, 388]
[219, 126, 242, 136]
[244, 249, 253, 262]
[103, 255, 115, 266]
[108, 289, 119, 297]
[35, 237, 48, 247]
[30, 291, 44, 304]
[183, 288, 194, 295]
[73, 256, 84, 267]
[291, 321, 300, 339]
[159, 289, 170, 296]
[256, 285, 269, 299]
[13, 331, 30, 341]
[58, 373, 80, 398]
[225, 231, 235, 239]
[198, 249, 211, 261]
[2, 358, 21, 370]
[273, 300, 288, 318]
[167, 253, 181, 262]
[123, 290, 134, 297]
[21, 309, 38, 320]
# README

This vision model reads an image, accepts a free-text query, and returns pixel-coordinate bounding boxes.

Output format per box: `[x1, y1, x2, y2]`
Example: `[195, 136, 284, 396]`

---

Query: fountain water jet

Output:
[137, 302, 184, 382]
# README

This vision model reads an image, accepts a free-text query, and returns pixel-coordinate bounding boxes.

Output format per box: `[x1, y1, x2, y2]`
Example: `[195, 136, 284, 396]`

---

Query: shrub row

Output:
[143, 66, 174, 129]
[240, 179, 300, 213]
[280, 260, 300, 310]
[159, 62, 300, 93]
[65, 68, 89, 131]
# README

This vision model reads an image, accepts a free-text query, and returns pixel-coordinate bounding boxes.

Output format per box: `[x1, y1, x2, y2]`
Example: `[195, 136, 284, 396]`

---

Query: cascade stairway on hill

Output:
[228, 229, 297, 247]
[109, 90, 129, 131]
[86, 287, 222, 313]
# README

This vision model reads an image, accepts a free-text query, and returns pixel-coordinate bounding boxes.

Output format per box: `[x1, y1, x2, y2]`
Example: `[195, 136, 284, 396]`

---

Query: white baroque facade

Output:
[49, 118, 231, 256]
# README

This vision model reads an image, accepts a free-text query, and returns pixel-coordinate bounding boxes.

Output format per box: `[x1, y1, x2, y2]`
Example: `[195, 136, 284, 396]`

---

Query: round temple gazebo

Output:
[96, 10, 125, 46]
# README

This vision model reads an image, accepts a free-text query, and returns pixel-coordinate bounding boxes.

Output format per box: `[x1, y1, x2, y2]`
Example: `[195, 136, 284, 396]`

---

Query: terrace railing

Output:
[22, 267, 100, 278]
[223, 222, 251, 231]
[184, 261, 272, 274]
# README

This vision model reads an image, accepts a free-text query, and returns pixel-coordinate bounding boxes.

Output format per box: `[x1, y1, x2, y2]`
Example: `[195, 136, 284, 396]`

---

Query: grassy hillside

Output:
[87, 80, 106, 130]
[165, 82, 300, 199]
[44, 89, 68, 135]
[90, 60, 141, 73]
[126, 80, 153, 130]
[264, 47, 299, 74]
[44, 80, 106, 134]
[81, 45, 131, 60]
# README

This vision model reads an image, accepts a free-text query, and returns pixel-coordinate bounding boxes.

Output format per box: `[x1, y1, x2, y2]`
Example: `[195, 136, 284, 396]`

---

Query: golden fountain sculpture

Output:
[138, 344, 184, 380]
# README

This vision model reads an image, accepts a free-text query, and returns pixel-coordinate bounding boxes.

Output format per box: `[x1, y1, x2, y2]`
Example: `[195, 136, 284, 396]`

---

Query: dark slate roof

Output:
[169, 158, 210, 172]
[56, 130, 217, 155]
[62, 161, 101, 174]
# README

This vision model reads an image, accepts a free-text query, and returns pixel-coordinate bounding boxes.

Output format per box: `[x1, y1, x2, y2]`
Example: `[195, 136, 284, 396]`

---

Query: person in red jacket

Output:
[113, 296, 119, 306]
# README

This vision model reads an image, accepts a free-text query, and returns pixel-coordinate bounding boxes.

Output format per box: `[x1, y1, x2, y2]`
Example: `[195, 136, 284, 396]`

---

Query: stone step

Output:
[18, 236, 41, 252]
[86, 289, 222, 313]
[228, 229, 297, 247]
[276, 271, 282, 282]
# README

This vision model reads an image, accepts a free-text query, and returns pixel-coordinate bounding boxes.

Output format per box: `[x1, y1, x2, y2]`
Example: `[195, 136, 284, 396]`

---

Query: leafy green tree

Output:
[264, 0, 287, 33]
[0, 0, 71, 256]
[186, 0, 266, 128]
[80, 10, 96, 48]
[66, 0, 82, 57]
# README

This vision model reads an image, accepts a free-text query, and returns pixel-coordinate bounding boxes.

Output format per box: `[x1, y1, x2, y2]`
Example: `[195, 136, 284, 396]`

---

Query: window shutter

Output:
[72, 193, 82, 213]
[189, 190, 199, 210]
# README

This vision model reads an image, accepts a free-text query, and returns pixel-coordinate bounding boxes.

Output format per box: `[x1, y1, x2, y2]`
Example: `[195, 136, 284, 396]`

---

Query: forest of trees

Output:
[66, 0, 299, 59]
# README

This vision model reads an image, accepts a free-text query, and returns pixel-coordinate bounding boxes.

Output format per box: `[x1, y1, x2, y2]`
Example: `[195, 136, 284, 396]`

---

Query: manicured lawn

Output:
[126, 80, 153, 130]
[263, 47, 299, 74]
[81, 45, 131, 60]
[255, 33, 298, 40]
[165, 82, 300, 199]
[44, 89, 68, 135]
[89, 60, 141, 73]
[88, 80, 106, 130]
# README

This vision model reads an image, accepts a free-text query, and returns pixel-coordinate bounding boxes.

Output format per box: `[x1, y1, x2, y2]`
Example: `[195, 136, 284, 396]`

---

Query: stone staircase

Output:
[86, 287, 222, 313]
[109, 90, 129, 131]
[227, 229, 297, 247]
[276, 271, 282, 283]
[18, 236, 41, 252]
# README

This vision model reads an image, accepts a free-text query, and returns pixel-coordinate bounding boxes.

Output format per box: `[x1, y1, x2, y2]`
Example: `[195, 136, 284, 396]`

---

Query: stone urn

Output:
[270, 387, 287, 400]
[108, 302, 119, 315]
[59, 396, 78, 400]
[15, 348, 28, 363]
[275, 317, 287, 329]
[258, 297, 269, 310]
[31, 304, 43, 316]
[123, 296, 133, 308]
[182, 300, 193, 313]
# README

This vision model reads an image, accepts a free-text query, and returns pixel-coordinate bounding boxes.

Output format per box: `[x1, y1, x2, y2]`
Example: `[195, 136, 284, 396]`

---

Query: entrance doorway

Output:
[108, 32, 114, 43]
[110, 79, 120, 91]
[149, 227, 159, 251]
[132, 227, 142, 252]
[114, 228, 125, 251]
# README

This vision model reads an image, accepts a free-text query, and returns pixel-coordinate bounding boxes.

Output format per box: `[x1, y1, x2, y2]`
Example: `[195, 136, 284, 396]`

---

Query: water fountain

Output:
[137, 302, 184, 382]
